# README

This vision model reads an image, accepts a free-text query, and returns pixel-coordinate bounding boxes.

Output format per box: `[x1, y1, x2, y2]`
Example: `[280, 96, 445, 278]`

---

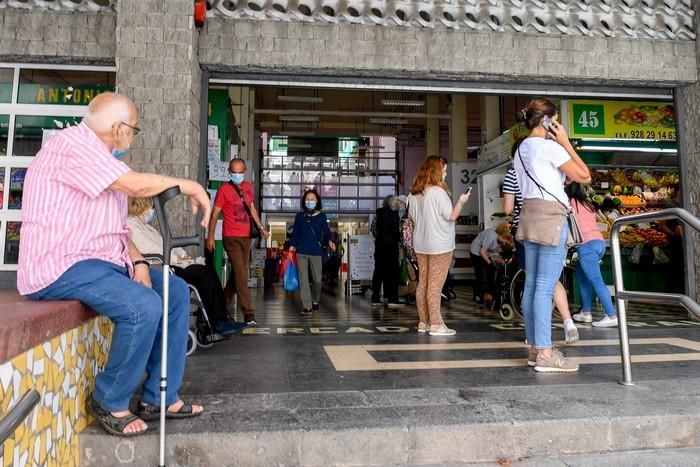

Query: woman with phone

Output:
[408, 156, 470, 336]
[514, 97, 591, 373]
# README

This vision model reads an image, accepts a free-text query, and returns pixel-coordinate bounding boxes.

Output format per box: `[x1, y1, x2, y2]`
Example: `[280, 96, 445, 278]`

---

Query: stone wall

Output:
[200, 19, 697, 87]
[115, 0, 202, 236]
[0, 8, 115, 64]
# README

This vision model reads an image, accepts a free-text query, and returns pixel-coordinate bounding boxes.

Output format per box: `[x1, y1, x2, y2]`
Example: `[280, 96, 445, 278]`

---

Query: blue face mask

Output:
[305, 200, 317, 210]
[230, 173, 244, 185]
[399, 208, 406, 217]
[112, 128, 130, 159]
[144, 209, 155, 224]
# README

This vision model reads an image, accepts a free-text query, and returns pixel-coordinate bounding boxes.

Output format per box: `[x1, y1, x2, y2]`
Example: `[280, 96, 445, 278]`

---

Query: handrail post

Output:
[610, 222, 634, 386]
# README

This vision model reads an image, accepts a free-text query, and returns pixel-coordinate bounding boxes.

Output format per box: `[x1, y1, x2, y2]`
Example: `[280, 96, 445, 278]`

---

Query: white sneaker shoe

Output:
[417, 322, 429, 333]
[565, 325, 579, 345]
[428, 324, 456, 336]
[592, 316, 618, 327]
[572, 312, 592, 323]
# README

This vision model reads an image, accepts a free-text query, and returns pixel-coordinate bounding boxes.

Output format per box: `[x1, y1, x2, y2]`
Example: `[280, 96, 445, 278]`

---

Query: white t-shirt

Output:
[408, 186, 455, 255]
[513, 137, 571, 205]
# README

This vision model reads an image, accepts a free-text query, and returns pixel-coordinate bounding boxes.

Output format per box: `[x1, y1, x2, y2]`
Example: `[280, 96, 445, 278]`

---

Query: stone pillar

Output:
[448, 94, 467, 163]
[115, 0, 202, 235]
[481, 96, 501, 144]
[426, 95, 440, 157]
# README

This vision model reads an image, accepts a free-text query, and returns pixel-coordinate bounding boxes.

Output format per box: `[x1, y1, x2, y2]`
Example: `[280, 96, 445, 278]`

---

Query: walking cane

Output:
[152, 186, 201, 467]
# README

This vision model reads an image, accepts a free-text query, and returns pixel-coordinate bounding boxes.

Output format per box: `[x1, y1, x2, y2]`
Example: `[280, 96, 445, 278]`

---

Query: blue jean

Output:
[522, 221, 568, 349]
[29, 259, 190, 412]
[575, 239, 616, 318]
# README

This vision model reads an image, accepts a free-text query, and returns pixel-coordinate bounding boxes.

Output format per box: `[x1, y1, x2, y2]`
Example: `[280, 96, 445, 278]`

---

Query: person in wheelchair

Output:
[470, 223, 513, 305]
[127, 197, 240, 337]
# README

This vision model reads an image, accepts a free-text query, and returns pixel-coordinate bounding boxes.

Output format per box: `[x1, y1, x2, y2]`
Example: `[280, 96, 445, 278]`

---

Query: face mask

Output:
[442, 172, 447, 181]
[144, 209, 155, 224]
[305, 200, 317, 210]
[230, 173, 244, 185]
[112, 127, 129, 159]
[399, 208, 406, 217]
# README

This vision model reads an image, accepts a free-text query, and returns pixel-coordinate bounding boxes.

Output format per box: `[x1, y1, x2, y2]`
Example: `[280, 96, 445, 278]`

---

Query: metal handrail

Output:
[610, 207, 700, 386]
[0, 390, 40, 445]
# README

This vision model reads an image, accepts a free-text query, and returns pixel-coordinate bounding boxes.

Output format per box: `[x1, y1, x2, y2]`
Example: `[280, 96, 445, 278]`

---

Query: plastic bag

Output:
[399, 258, 409, 286]
[283, 251, 300, 292]
[629, 244, 643, 264]
[652, 246, 670, 264]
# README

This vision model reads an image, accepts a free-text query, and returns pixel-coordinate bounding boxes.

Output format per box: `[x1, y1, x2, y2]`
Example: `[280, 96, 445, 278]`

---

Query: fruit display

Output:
[615, 195, 644, 207]
[614, 104, 675, 128]
[611, 168, 632, 187]
[618, 227, 668, 248]
[632, 170, 660, 189]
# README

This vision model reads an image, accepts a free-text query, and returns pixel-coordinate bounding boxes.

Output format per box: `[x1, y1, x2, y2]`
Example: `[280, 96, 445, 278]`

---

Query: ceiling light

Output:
[370, 118, 408, 125]
[381, 99, 425, 107]
[278, 96, 324, 103]
[279, 131, 316, 137]
[357, 145, 386, 150]
[279, 116, 320, 122]
[287, 143, 312, 149]
[577, 146, 676, 153]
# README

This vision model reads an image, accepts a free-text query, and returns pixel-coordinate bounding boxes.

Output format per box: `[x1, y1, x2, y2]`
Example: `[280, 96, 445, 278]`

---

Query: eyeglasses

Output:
[120, 121, 141, 136]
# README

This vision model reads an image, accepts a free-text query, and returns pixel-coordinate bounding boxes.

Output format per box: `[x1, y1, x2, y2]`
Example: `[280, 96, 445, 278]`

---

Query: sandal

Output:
[86, 394, 147, 437]
[137, 401, 203, 421]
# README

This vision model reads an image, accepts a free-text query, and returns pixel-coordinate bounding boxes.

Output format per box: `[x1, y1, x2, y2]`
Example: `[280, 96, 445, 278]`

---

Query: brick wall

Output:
[200, 18, 697, 87]
[0, 8, 115, 63]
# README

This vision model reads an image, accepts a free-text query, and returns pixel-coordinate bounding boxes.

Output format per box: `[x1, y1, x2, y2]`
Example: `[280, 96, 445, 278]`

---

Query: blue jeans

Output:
[29, 259, 190, 412]
[522, 221, 568, 349]
[575, 239, 616, 318]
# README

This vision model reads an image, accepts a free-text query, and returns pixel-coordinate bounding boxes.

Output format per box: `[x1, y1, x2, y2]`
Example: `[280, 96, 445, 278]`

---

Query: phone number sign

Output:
[568, 100, 676, 141]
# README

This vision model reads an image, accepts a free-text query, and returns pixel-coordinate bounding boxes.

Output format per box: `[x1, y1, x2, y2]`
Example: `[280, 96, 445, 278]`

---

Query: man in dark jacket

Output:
[371, 195, 403, 308]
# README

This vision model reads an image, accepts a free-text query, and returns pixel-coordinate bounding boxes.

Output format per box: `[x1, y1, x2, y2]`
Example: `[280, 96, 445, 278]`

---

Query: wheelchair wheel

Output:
[499, 303, 515, 321]
[196, 330, 215, 349]
[509, 269, 526, 315]
[186, 330, 197, 356]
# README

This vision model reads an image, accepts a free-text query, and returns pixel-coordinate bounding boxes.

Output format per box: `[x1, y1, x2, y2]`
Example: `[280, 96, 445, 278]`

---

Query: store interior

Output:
[205, 85, 684, 305]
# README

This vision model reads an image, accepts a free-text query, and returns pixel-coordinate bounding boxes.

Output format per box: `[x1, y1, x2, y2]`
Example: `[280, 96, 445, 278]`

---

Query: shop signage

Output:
[478, 131, 512, 170]
[566, 100, 676, 141]
[16, 84, 113, 105]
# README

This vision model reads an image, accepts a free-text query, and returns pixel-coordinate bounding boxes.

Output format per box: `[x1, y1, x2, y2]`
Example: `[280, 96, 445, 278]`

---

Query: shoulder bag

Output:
[229, 181, 261, 239]
[517, 148, 584, 249]
[304, 213, 332, 264]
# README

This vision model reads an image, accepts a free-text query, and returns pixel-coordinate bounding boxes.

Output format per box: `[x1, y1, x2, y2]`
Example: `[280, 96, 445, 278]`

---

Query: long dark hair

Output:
[565, 182, 595, 212]
[515, 97, 559, 130]
[301, 188, 322, 212]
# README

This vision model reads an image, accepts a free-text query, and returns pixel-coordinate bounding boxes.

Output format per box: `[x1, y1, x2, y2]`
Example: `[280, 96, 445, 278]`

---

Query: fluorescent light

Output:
[577, 146, 676, 153]
[279, 115, 319, 122]
[357, 145, 386, 150]
[381, 99, 425, 107]
[278, 96, 324, 103]
[279, 131, 316, 137]
[287, 143, 312, 149]
[370, 118, 408, 125]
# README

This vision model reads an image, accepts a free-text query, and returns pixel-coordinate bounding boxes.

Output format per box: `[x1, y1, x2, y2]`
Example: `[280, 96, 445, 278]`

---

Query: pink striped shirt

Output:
[17, 122, 132, 295]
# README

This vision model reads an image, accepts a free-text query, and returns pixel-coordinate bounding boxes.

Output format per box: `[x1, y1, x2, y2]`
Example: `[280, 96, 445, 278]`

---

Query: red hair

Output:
[409, 156, 449, 196]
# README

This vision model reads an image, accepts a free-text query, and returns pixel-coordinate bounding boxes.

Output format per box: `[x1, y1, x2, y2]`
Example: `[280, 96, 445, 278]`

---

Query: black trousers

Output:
[471, 253, 494, 299]
[372, 246, 400, 303]
[172, 264, 228, 325]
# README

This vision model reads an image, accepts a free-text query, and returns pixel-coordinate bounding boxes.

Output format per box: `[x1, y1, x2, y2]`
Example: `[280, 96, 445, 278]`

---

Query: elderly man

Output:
[17, 93, 210, 436]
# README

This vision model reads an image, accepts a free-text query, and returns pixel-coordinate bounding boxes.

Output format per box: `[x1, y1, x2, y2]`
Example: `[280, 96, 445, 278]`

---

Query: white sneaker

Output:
[565, 325, 579, 344]
[592, 316, 618, 328]
[572, 312, 592, 323]
[417, 322, 429, 333]
[428, 324, 456, 336]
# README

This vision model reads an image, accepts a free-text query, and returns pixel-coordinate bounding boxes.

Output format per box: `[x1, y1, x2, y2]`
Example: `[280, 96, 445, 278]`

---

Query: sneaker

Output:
[565, 326, 580, 345]
[387, 302, 404, 309]
[244, 315, 257, 326]
[428, 324, 456, 336]
[300, 309, 312, 316]
[312, 303, 320, 311]
[417, 322, 429, 333]
[214, 320, 240, 336]
[592, 316, 618, 328]
[370, 301, 383, 307]
[534, 349, 579, 373]
[527, 348, 537, 367]
[572, 312, 593, 323]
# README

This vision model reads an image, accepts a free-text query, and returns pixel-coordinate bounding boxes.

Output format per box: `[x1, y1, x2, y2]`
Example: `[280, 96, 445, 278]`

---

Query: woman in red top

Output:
[567, 183, 618, 327]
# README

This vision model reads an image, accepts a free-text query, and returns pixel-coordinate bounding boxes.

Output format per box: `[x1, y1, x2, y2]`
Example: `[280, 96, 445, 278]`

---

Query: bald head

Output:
[83, 92, 137, 134]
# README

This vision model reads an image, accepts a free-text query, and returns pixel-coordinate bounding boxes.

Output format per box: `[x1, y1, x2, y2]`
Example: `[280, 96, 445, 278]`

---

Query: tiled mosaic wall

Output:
[0, 317, 112, 467]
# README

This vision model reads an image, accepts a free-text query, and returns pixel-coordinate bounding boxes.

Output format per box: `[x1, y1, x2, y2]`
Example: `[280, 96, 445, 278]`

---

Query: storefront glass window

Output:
[0, 69, 12, 103]
[0, 116, 9, 156]
[4, 222, 20, 265]
[18, 69, 115, 105]
[9, 168, 27, 210]
[13, 115, 81, 157]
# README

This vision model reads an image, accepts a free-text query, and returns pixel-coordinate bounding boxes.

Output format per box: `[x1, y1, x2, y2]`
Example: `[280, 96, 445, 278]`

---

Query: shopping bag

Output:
[399, 257, 409, 286]
[283, 252, 300, 292]
[629, 244, 643, 264]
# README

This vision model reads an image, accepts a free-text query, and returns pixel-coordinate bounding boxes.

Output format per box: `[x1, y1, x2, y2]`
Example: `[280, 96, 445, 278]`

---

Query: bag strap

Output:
[517, 147, 570, 213]
[229, 181, 253, 218]
[305, 213, 324, 248]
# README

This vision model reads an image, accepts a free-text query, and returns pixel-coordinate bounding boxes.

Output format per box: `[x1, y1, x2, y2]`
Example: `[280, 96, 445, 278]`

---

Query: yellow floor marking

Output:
[323, 338, 700, 371]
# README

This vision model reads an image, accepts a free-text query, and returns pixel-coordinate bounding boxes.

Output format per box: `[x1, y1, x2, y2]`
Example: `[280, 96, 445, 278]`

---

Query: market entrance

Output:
[201, 78, 690, 337]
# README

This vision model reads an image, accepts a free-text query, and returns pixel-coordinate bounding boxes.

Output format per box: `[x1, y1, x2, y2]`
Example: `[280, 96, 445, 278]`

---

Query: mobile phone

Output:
[542, 116, 555, 134]
[464, 186, 473, 196]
